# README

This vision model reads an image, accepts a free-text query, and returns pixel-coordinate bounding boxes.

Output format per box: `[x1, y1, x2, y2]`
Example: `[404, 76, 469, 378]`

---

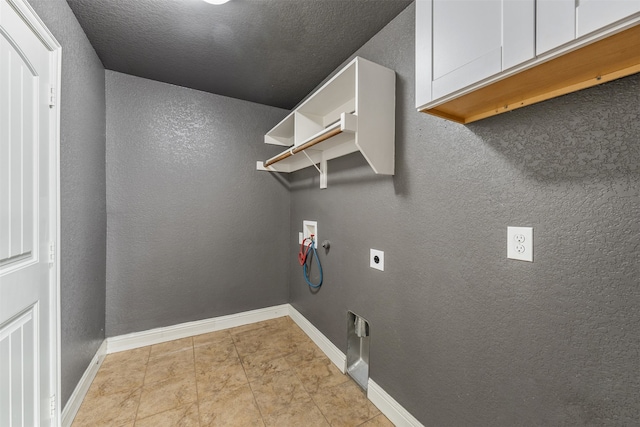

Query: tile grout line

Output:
[189, 337, 201, 427]
[131, 346, 152, 426]
[234, 336, 268, 425]
[287, 334, 333, 427]
[291, 316, 350, 426]
[354, 392, 382, 427]
[135, 338, 200, 424]
[240, 318, 322, 425]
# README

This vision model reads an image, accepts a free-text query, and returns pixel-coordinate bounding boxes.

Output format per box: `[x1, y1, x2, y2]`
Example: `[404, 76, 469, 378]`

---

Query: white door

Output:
[0, 0, 60, 425]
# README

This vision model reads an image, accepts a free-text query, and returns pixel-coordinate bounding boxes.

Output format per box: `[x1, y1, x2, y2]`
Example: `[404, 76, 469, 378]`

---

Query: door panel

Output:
[432, 46, 501, 99]
[415, 0, 433, 106]
[537, 0, 576, 55]
[503, 0, 535, 69]
[0, 0, 55, 424]
[433, 0, 502, 80]
[0, 307, 38, 427]
[0, 37, 10, 262]
[0, 9, 38, 269]
[577, 0, 640, 37]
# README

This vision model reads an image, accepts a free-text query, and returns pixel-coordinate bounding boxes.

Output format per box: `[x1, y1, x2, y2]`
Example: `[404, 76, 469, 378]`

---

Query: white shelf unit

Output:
[257, 56, 395, 188]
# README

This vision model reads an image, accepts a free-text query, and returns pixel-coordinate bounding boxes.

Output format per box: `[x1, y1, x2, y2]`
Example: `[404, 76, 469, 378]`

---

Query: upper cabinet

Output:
[416, 0, 640, 123]
[418, 0, 535, 105]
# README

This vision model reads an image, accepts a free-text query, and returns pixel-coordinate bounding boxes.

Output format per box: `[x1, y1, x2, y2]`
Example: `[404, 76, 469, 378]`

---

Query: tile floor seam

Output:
[245, 377, 268, 425]
[190, 338, 202, 427]
[131, 346, 151, 425]
[290, 354, 333, 426]
[234, 336, 267, 425]
[133, 402, 194, 425]
[356, 415, 377, 427]
[355, 406, 382, 427]
[135, 339, 199, 425]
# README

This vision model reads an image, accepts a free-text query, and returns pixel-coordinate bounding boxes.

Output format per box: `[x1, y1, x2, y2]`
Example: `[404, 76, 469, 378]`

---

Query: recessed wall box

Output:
[303, 220, 318, 248]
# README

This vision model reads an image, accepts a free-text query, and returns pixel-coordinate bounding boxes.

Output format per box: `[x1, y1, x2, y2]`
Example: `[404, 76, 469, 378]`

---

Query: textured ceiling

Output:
[66, 0, 412, 109]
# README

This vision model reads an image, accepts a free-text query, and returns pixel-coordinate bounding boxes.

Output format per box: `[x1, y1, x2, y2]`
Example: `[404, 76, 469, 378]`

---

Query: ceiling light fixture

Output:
[203, 0, 231, 4]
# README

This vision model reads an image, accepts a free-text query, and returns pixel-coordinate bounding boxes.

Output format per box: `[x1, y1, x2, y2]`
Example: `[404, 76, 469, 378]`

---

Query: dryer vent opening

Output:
[347, 311, 370, 391]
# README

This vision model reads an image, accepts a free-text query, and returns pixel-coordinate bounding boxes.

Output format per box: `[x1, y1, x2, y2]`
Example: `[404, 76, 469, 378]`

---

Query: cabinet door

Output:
[503, 0, 536, 69]
[415, 0, 433, 107]
[577, 0, 640, 37]
[416, 0, 535, 109]
[431, 0, 502, 99]
[537, 0, 576, 55]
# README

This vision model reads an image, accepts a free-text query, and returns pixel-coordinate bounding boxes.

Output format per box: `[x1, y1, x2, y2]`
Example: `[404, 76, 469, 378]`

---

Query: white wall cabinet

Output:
[258, 57, 395, 189]
[417, 0, 535, 107]
[416, 0, 640, 124]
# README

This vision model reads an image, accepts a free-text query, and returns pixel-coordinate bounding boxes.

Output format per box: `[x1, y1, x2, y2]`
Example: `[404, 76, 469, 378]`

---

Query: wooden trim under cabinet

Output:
[420, 23, 640, 124]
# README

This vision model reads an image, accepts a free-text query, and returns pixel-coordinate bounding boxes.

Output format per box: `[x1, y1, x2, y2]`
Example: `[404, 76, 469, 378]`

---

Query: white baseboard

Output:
[287, 305, 346, 374]
[106, 304, 289, 354]
[368, 380, 424, 427]
[61, 339, 107, 427]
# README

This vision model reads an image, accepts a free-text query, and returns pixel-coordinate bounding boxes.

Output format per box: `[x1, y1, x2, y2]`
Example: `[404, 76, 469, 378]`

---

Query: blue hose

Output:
[303, 243, 323, 288]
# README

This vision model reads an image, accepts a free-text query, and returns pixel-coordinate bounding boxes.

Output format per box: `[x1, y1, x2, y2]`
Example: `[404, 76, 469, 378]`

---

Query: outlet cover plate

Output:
[370, 249, 384, 271]
[507, 226, 533, 262]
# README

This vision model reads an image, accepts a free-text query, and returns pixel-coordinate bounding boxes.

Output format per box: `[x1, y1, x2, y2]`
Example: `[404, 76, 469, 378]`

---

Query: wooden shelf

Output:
[258, 113, 358, 172]
[419, 22, 640, 124]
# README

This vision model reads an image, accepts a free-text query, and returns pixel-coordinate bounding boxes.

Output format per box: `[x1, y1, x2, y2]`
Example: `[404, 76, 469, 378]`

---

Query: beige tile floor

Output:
[72, 316, 393, 426]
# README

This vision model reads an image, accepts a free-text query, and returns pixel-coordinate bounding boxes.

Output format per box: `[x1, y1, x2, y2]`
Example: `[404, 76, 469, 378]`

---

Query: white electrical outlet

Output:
[507, 226, 533, 262]
[370, 249, 384, 271]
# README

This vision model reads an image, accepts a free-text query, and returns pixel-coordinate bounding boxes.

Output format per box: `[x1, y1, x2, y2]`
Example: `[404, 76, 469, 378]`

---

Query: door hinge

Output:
[49, 394, 56, 418]
[49, 87, 56, 107]
[49, 242, 55, 265]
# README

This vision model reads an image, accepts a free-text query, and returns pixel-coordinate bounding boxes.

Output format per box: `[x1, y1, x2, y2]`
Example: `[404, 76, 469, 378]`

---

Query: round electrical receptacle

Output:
[374, 255, 380, 264]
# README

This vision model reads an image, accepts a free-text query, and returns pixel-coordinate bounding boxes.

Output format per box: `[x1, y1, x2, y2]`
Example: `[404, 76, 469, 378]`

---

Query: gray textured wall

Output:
[106, 72, 290, 336]
[26, 0, 106, 407]
[289, 5, 640, 425]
